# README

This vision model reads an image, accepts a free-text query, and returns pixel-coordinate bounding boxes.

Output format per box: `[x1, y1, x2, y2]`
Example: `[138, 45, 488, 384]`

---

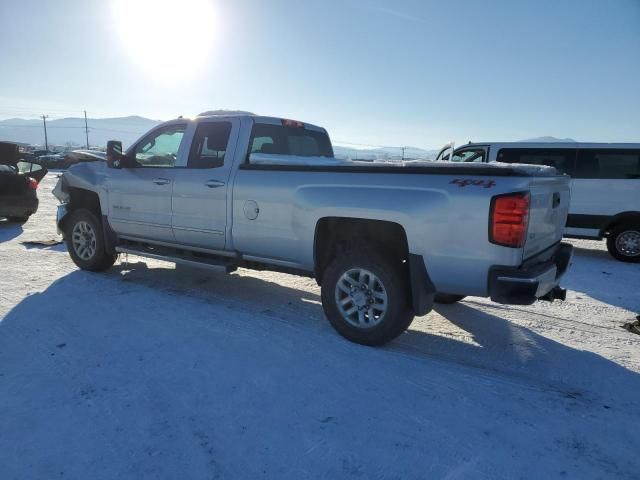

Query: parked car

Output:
[0, 142, 48, 223]
[37, 151, 68, 168]
[64, 150, 106, 167]
[436, 142, 640, 262]
[53, 114, 572, 345]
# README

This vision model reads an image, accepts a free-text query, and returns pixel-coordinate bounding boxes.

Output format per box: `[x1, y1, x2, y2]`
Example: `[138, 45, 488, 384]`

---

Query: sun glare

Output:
[111, 0, 216, 83]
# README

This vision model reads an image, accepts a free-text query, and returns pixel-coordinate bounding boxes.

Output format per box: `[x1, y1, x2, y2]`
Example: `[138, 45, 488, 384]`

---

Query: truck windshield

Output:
[248, 123, 334, 159]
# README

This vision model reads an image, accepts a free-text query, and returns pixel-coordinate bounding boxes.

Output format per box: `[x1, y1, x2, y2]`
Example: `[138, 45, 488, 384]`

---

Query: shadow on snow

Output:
[0, 261, 638, 478]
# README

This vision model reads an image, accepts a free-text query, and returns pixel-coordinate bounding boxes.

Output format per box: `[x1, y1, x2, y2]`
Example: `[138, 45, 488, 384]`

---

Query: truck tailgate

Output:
[523, 176, 571, 260]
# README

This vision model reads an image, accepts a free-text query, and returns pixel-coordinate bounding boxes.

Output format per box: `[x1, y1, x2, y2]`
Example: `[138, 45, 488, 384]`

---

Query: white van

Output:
[436, 143, 640, 262]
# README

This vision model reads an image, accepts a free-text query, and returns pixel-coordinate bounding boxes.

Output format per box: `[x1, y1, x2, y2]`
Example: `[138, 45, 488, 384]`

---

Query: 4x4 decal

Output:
[450, 179, 496, 188]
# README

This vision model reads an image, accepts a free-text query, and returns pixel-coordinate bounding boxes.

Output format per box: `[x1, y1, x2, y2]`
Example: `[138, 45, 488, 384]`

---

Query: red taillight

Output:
[28, 178, 38, 190]
[281, 119, 304, 128]
[490, 192, 530, 247]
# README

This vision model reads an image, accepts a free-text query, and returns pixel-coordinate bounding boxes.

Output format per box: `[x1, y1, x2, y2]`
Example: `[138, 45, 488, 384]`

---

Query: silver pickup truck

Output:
[53, 113, 573, 345]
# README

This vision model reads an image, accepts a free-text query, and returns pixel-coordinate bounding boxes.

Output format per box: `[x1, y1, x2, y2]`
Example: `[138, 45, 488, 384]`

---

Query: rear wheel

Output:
[65, 209, 117, 271]
[434, 293, 466, 304]
[607, 224, 640, 263]
[321, 249, 414, 346]
[7, 216, 29, 223]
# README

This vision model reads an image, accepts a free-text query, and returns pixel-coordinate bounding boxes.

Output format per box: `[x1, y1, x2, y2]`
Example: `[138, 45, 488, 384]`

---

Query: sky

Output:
[0, 0, 639, 149]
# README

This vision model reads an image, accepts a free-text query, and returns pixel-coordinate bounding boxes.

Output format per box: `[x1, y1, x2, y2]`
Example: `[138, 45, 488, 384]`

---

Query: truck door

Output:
[107, 123, 186, 242]
[171, 118, 240, 249]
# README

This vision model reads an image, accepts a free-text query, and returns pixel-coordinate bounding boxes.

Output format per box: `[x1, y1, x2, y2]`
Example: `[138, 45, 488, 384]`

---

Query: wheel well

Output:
[59, 187, 102, 232]
[67, 187, 101, 216]
[314, 217, 409, 282]
[602, 212, 640, 236]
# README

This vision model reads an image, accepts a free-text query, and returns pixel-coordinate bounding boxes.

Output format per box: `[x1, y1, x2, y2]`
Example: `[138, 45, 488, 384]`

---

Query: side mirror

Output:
[106, 140, 124, 168]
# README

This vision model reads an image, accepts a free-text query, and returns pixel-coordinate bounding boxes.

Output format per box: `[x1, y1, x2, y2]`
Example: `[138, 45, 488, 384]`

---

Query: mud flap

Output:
[408, 254, 436, 316]
[102, 215, 118, 255]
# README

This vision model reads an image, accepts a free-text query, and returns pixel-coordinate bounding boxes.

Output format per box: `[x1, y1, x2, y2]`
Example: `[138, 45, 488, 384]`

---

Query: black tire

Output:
[434, 293, 466, 304]
[321, 248, 414, 346]
[7, 216, 29, 223]
[65, 208, 117, 271]
[606, 224, 640, 263]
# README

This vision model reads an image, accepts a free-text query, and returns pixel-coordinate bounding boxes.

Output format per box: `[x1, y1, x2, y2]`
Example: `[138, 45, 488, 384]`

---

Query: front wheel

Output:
[7, 216, 29, 224]
[321, 249, 414, 346]
[606, 225, 640, 263]
[65, 208, 117, 271]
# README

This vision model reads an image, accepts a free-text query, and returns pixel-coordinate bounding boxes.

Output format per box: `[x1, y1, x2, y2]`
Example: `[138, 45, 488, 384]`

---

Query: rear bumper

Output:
[0, 194, 38, 218]
[488, 242, 573, 305]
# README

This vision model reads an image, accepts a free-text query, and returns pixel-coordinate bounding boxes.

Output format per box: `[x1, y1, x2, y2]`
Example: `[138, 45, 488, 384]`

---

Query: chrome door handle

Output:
[153, 178, 171, 185]
[205, 180, 225, 188]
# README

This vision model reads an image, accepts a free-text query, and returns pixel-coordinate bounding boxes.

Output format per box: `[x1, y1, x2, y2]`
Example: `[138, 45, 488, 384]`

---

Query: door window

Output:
[574, 149, 640, 179]
[451, 149, 485, 163]
[187, 122, 232, 168]
[133, 124, 186, 167]
[496, 148, 576, 175]
[248, 123, 333, 158]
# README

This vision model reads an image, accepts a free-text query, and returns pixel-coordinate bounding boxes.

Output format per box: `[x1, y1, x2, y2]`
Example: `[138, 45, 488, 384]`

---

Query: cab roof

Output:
[190, 112, 327, 133]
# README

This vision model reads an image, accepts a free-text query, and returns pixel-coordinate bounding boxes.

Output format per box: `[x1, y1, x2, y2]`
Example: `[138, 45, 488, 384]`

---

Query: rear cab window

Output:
[247, 121, 333, 162]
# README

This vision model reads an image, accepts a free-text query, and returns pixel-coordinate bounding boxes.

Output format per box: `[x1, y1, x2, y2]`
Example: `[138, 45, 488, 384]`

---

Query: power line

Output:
[0, 123, 147, 134]
[0, 124, 84, 129]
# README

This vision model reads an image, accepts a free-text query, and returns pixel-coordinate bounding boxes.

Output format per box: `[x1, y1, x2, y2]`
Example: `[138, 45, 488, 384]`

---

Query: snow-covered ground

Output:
[1, 174, 639, 479]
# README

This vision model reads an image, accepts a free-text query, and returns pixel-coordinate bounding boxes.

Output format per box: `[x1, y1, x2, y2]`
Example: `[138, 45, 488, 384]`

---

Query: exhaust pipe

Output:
[540, 286, 567, 302]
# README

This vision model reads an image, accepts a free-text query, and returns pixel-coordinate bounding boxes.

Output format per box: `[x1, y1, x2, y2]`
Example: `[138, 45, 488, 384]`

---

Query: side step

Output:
[116, 244, 237, 273]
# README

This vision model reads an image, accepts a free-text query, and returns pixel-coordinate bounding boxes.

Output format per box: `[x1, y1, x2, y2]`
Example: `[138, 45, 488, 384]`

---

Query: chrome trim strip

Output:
[172, 225, 224, 235]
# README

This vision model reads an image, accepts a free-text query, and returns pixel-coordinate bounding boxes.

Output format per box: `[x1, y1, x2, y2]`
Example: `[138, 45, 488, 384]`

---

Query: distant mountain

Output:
[518, 136, 577, 143]
[0, 116, 162, 148]
[333, 145, 438, 161]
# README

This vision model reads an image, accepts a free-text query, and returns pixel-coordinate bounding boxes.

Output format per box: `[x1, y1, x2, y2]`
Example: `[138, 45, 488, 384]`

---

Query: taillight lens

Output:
[490, 192, 530, 247]
[28, 178, 38, 190]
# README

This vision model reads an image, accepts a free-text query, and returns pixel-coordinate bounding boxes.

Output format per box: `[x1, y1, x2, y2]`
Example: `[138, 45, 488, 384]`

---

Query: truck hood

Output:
[53, 160, 106, 203]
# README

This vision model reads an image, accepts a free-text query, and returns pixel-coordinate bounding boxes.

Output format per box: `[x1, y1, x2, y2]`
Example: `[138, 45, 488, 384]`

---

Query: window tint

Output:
[574, 149, 640, 179]
[451, 149, 485, 163]
[133, 124, 185, 167]
[248, 123, 333, 159]
[496, 148, 576, 175]
[188, 122, 232, 169]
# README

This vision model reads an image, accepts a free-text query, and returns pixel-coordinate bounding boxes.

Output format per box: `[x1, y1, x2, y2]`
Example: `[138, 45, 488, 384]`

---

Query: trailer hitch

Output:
[540, 286, 567, 302]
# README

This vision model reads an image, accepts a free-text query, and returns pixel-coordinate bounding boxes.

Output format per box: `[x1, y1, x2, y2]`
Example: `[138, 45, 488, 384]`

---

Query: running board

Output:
[116, 245, 237, 273]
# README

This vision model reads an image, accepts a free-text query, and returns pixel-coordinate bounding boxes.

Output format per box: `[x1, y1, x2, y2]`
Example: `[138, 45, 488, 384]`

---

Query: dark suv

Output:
[0, 142, 47, 223]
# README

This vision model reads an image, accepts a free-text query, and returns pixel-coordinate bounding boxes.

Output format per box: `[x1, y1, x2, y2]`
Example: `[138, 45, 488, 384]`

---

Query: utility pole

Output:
[401, 146, 406, 161]
[84, 110, 90, 149]
[40, 115, 49, 151]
